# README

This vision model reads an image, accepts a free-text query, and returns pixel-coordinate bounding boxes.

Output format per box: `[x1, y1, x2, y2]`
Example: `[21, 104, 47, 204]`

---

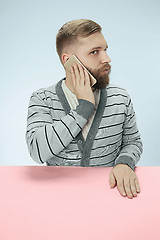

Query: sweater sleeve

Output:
[114, 93, 143, 171]
[25, 92, 95, 164]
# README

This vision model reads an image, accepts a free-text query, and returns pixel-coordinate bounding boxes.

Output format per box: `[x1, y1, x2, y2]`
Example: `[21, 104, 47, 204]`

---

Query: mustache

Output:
[101, 64, 111, 71]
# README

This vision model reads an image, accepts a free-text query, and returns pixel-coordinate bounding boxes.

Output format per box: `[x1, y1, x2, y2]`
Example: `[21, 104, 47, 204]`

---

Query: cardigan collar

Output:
[55, 77, 107, 166]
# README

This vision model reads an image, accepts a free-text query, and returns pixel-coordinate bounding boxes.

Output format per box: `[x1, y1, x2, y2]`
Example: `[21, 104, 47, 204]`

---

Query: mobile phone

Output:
[64, 55, 97, 87]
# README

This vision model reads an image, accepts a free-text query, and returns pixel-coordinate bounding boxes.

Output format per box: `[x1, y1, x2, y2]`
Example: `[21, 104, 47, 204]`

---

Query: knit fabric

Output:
[62, 80, 100, 141]
[25, 78, 143, 171]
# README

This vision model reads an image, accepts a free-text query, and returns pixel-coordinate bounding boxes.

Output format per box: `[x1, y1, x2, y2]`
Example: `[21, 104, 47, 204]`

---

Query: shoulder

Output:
[106, 83, 128, 96]
[105, 83, 131, 105]
[32, 83, 57, 97]
[30, 78, 64, 101]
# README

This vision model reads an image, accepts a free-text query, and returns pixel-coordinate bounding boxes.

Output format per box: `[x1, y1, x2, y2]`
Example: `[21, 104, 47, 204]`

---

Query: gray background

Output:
[0, 0, 159, 166]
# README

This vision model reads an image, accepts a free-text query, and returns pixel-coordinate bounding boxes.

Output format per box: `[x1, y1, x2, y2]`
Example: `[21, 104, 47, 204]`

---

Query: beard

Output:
[87, 63, 111, 89]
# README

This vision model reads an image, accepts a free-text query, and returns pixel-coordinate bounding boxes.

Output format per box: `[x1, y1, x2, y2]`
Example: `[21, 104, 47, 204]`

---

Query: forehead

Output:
[77, 32, 108, 51]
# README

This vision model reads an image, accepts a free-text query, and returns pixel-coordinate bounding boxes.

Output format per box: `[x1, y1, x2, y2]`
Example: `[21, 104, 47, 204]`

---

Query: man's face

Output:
[72, 32, 111, 89]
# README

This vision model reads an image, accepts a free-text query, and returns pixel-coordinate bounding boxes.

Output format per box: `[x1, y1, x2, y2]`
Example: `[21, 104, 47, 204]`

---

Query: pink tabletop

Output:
[0, 166, 160, 240]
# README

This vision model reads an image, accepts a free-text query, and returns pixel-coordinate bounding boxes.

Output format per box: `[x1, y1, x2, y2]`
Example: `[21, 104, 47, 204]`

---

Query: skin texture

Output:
[109, 164, 140, 199]
[62, 32, 111, 93]
[70, 63, 95, 105]
[61, 32, 141, 199]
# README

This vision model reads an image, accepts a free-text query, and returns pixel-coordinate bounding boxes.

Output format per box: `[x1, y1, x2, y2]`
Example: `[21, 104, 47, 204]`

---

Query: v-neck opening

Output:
[55, 78, 107, 166]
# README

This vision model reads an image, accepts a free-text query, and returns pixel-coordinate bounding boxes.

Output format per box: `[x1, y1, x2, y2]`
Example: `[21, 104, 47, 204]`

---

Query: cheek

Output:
[81, 57, 93, 66]
[76, 53, 99, 71]
[78, 53, 92, 65]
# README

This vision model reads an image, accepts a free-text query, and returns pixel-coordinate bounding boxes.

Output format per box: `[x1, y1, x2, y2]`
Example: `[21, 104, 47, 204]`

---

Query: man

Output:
[26, 19, 143, 199]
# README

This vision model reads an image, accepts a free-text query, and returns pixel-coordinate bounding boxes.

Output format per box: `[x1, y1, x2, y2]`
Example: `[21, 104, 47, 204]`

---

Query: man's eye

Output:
[90, 50, 98, 55]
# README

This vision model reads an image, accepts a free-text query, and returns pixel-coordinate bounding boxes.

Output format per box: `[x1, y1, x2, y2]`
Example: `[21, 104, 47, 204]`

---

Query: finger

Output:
[109, 171, 117, 188]
[77, 63, 85, 85]
[84, 69, 90, 86]
[123, 178, 133, 199]
[130, 179, 137, 197]
[70, 67, 75, 87]
[117, 180, 126, 197]
[134, 177, 141, 193]
[73, 63, 80, 86]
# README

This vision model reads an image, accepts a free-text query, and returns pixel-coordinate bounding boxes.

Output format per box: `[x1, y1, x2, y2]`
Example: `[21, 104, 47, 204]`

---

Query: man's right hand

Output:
[70, 63, 95, 105]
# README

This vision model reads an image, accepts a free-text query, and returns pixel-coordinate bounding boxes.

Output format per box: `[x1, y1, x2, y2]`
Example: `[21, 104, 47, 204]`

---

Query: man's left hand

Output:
[109, 164, 140, 199]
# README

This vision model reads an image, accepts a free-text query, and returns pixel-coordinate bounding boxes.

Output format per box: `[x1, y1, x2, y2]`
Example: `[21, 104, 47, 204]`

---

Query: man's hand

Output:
[109, 164, 140, 199]
[70, 63, 95, 105]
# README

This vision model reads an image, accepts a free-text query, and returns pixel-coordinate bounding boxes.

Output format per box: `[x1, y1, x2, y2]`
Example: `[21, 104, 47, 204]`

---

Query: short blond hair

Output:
[56, 19, 102, 65]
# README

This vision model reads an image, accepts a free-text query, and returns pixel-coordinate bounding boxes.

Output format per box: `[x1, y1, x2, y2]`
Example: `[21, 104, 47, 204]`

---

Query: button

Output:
[78, 140, 82, 144]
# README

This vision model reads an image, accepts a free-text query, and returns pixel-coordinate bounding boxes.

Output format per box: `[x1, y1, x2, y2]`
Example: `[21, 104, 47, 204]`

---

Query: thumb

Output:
[109, 171, 116, 188]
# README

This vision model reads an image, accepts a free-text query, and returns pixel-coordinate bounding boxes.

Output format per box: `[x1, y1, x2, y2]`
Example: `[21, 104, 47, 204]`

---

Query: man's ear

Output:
[62, 53, 72, 64]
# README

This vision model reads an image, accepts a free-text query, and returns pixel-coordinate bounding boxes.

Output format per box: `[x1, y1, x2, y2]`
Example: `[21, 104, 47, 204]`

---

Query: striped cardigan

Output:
[25, 78, 143, 171]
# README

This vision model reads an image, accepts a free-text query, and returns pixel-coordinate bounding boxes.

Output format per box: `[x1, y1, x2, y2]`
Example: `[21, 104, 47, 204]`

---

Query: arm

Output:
[25, 92, 94, 164]
[26, 63, 95, 164]
[114, 93, 143, 171]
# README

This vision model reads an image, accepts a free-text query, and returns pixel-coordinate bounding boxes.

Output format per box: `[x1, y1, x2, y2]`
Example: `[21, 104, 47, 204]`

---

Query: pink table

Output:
[0, 166, 160, 240]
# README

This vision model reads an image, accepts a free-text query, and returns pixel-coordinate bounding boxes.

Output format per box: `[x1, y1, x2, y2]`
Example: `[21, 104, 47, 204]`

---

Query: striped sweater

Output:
[25, 77, 143, 171]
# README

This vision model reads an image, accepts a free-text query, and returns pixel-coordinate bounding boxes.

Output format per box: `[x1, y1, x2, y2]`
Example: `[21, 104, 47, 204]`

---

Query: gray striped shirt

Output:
[25, 78, 143, 171]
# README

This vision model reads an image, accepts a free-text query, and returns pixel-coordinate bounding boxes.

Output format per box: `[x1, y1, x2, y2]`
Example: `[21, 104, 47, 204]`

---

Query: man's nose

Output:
[101, 52, 111, 64]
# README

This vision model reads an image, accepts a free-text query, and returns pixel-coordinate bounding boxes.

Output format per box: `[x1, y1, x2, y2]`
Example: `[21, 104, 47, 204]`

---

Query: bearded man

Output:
[26, 19, 143, 199]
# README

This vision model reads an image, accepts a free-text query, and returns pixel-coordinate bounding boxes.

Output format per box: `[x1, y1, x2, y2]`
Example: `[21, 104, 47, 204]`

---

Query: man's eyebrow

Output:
[89, 45, 108, 51]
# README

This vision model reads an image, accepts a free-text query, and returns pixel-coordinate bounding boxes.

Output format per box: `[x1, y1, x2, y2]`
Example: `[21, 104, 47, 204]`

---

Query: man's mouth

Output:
[101, 65, 111, 72]
[102, 67, 110, 72]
